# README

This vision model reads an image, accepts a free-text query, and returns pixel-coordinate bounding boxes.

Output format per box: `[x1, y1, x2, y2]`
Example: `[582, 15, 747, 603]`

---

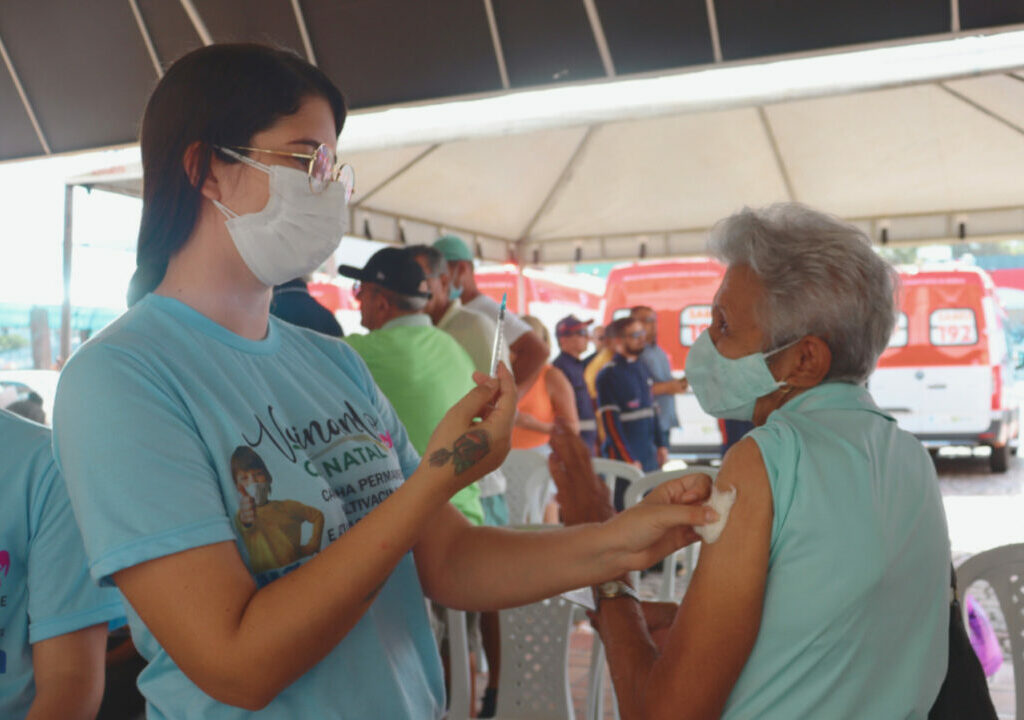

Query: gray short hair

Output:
[406, 245, 448, 277]
[709, 203, 898, 384]
[376, 286, 429, 312]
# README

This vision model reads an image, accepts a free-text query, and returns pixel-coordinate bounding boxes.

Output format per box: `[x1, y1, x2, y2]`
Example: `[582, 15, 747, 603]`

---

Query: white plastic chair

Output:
[501, 449, 550, 525]
[445, 608, 473, 720]
[590, 457, 644, 498]
[586, 466, 719, 720]
[624, 466, 718, 601]
[956, 543, 1024, 720]
[493, 596, 577, 720]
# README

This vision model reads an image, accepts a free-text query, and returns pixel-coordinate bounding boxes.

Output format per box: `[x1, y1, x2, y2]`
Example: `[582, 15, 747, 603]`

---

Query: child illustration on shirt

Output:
[230, 446, 325, 574]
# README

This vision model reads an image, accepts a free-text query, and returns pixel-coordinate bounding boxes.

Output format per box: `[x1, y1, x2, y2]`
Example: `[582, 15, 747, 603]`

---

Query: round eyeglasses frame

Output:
[222, 144, 355, 201]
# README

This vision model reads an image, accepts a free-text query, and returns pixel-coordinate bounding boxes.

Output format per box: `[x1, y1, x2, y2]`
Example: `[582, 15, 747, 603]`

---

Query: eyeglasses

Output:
[560, 329, 589, 337]
[221, 144, 355, 200]
[626, 330, 646, 339]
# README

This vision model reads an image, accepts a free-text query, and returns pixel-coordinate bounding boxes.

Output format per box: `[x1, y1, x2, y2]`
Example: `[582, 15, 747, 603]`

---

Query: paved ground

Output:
[475, 449, 1024, 718]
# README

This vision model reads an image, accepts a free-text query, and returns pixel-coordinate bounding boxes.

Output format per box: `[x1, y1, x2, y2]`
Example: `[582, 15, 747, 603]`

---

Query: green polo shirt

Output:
[344, 314, 483, 525]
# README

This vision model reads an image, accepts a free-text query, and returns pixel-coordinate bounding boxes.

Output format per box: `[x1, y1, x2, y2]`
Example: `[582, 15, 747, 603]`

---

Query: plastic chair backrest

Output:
[445, 608, 472, 720]
[955, 543, 1024, 720]
[501, 450, 550, 525]
[590, 458, 643, 496]
[495, 596, 577, 720]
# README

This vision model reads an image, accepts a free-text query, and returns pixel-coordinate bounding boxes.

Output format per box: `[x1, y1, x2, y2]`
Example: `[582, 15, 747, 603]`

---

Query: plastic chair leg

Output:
[586, 635, 605, 720]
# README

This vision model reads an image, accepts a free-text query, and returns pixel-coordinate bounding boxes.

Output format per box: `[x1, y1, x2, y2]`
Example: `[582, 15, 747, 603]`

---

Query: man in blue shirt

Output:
[631, 306, 688, 449]
[596, 318, 666, 475]
[270, 277, 343, 337]
[552, 315, 598, 455]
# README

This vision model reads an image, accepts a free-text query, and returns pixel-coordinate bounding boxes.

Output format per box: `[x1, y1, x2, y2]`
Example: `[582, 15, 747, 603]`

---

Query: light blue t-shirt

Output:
[52, 294, 444, 719]
[0, 410, 123, 719]
[723, 382, 949, 719]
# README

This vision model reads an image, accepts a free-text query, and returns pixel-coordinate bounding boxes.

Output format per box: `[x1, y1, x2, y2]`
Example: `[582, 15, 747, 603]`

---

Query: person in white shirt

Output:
[432, 235, 548, 395]
[407, 245, 508, 376]
[408, 244, 511, 717]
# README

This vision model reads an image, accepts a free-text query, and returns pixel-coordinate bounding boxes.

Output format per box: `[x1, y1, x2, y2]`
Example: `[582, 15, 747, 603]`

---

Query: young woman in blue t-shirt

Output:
[52, 44, 716, 718]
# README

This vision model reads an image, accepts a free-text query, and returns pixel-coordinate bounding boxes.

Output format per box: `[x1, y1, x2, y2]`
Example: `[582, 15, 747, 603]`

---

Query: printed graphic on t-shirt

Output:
[230, 447, 325, 575]
[0, 550, 8, 615]
[231, 401, 409, 586]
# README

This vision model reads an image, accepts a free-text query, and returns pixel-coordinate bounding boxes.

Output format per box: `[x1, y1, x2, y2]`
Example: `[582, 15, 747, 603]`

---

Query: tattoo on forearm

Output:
[429, 429, 491, 474]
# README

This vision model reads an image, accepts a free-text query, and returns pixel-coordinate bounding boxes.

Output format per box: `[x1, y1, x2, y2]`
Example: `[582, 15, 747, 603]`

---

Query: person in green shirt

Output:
[340, 247, 484, 526]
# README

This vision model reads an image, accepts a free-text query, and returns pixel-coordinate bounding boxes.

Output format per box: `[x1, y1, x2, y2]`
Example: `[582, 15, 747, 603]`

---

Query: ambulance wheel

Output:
[990, 444, 1010, 473]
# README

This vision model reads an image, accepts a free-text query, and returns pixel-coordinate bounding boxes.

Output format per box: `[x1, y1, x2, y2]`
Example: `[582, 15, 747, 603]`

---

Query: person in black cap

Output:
[270, 277, 343, 337]
[338, 247, 432, 331]
[338, 246, 486, 523]
[552, 315, 598, 455]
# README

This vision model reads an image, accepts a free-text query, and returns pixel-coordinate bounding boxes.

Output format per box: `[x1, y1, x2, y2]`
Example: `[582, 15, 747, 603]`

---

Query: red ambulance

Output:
[868, 266, 1020, 472]
[602, 259, 727, 457]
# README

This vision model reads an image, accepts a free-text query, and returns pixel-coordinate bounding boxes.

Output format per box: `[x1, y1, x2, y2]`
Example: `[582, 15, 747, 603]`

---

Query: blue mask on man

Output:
[449, 283, 463, 301]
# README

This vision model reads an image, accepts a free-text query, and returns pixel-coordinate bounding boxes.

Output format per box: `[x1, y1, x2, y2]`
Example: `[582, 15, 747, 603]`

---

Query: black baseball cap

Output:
[338, 247, 431, 298]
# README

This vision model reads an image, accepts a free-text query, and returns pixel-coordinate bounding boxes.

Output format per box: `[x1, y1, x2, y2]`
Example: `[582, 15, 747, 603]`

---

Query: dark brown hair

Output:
[127, 44, 346, 306]
[230, 446, 272, 485]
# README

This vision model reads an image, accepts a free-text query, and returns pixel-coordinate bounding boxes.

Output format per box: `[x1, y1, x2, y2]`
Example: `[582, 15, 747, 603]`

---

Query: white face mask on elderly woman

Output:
[212, 147, 350, 287]
[685, 329, 797, 421]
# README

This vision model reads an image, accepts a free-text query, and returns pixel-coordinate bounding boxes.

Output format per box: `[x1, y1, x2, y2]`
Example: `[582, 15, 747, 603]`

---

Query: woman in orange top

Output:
[511, 316, 579, 450]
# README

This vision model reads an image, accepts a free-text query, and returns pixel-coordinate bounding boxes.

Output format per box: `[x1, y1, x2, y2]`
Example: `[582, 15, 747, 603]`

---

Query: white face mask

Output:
[213, 148, 349, 287]
[246, 481, 271, 506]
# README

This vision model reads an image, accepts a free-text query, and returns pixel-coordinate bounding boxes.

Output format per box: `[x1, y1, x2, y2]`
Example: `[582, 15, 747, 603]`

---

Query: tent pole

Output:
[0, 29, 51, 154]
[939, 82, 1024, 138]
[515, 263, 528, 316]
[179, 0, 213, 46]
[60, 185, 74, 364]
[757, 107, 797, 201]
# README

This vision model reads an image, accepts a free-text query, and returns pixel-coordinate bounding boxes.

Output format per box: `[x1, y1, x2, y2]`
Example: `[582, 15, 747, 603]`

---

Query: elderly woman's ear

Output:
[774, 335, 832, 389]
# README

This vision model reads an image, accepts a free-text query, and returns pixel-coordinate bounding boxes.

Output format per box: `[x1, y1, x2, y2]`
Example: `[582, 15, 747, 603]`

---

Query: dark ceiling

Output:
[1, 0, 1022, 162]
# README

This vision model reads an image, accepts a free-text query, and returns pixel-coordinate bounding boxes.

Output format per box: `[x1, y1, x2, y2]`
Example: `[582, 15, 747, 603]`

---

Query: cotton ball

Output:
[694, 485, 737, 544]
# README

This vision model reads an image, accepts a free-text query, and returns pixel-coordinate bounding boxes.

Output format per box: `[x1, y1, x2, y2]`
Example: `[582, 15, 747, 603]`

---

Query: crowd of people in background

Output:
[1, 41, 964, 720]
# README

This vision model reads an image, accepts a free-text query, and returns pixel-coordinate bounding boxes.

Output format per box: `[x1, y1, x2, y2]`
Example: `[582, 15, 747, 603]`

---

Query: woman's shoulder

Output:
[0, 408, 51, 464]
[275, 318, 379, 390]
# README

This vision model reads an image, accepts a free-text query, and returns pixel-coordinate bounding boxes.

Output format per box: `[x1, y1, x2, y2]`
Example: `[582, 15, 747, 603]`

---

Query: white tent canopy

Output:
[345, 73, 1024, 263]
[68, 38, 1024, 266]
[60, 32, 1024, 358]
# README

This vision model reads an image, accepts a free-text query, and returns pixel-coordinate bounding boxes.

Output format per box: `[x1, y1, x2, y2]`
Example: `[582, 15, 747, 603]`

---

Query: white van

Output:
[867, 267, 1020, 472]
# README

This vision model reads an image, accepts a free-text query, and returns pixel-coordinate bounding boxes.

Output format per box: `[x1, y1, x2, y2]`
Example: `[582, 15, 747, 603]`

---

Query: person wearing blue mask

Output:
[0, 409, 124, 719]
[432, 235, 549, 395]
[549, 203, 951, 720]
[51, 44, 716, 720]
[407, 245, 507, 378]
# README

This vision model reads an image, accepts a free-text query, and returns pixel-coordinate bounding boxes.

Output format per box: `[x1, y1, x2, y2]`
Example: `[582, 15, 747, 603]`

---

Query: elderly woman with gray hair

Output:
[550, 202, 950, 719]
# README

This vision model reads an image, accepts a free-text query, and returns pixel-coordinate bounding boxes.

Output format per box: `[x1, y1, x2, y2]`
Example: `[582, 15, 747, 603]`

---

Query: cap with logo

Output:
[338, 247, 431, 298]
[555, 315, 595, 337]
[432, 234, 474, 263]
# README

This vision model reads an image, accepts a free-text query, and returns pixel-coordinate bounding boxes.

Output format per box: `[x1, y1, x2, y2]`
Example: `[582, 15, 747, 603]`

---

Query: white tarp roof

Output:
[68, 45, 1024, 264]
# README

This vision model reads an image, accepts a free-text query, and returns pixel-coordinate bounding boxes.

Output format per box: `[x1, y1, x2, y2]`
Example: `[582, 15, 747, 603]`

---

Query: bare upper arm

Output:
[646, 437, 773, 719]
[509, 331, 547, 389]
[30, 623, 109, 719]
[113, 541, 257, 698]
